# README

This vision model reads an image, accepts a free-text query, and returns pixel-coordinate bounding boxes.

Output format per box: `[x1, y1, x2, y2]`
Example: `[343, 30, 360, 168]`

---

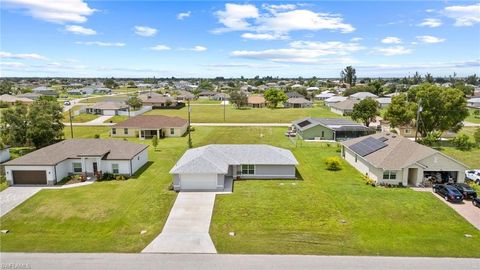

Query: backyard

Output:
[0, 126, 479, 256]
[465, 108, 480, 124]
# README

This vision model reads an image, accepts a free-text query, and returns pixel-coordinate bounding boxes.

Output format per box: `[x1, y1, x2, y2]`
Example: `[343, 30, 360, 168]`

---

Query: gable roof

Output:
[87, 101, 127, 110]
[4, 139, 148, 166]
[113, 115, 187, 129]
[170, 144, 298, 174]
[293, 117, 370, 132]
[331, 98, 359, 110]
[286, 91, 304, 98]
[0, 94, 33, 103]
[286, 97, 312, 104]
[325, 96, 347, 103]
[341, 133, 467, 170]
[248, 95, 266, 104]
[350, 92, 378, 99]
[139, 93, 174, 103]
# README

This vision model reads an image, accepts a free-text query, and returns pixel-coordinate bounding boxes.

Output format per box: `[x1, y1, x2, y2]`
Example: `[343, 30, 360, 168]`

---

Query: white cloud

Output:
[350, 37, 363, 42]
[134, 26, 157, 37]
[188, 46, 207, 52]
[262, 4, 297, 13]
[149, 44, 171, 51]
[65, 25, 96, 35]
[75, 41, 125, 47]
[416, 35, 445, 43]
[0, 51, 47, 60]
[214, 3, 259, 32]
[372, 46, 412, 56]
[418, 18, 442, 28]
[381, 37, 402, 44]
[241, 32, 287, 40]
[177, 11, 191, 20]
[444, 3, 480, 26]
[2, 0, 96, 23]
[0, 61, 28, 68]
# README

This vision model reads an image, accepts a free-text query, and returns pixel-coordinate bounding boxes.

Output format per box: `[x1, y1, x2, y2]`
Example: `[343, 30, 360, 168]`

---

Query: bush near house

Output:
[451, 134, 476, 151]
[325, 157, 342, 171]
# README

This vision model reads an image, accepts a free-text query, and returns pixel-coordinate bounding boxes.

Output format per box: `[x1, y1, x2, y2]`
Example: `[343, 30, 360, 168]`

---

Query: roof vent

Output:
[386, 133, 390, 136]
[391, 135, 396, 138]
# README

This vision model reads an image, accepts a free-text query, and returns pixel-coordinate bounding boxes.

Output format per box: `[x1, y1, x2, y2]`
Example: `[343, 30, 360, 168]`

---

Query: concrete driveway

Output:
[432, 192, 480, 230]
[142, 192, 217, 253]
[0, 186, 42, 217]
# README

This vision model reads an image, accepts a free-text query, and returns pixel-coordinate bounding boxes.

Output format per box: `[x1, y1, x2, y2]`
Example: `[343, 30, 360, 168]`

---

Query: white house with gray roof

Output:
[170, 144, 298, 191]
[341, 133, 467, 186]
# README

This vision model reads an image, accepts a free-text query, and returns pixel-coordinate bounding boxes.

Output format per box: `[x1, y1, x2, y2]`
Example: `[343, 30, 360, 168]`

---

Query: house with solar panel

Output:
[291, 117, 373, 141]
[341, 133, 467, 186]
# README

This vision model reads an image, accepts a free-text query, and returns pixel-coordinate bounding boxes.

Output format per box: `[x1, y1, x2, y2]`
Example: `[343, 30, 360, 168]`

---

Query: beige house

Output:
[330, 98, 359, 115]
[248, 95, 266, 108]
[341, 133, 467, 186]
[112, 115, 188, 139]
[0, 94, 34, 105]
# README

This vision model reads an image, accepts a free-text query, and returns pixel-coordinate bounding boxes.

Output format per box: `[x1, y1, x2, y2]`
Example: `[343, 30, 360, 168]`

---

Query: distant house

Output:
[32, 86, 58, 97]
[212, 93, 229, 101]
[341, 133, 467, 186]
[93, 87, 112, 94]
[284, 97, 313, 108]
[315, 92, 335, 100]
[112, 115, 188, 139]
[286, 91, 304, 99]
[3, 139, 148, 185]
[375, 97, 392, 108]
[306, 86, 319, 92]
[378, 120, 456, 139]
[0, 145, 10, 163]
[248, 95, 266, 108]
[0, 94, 33, 105]
[85, 101, 129, 116]
[68, 87, 95, 95]
[330, 99, 359, 115]
[290, 84, 305, 89]
[198, 91, 216, 99]
[467, 97, 480, 108]
[292, 117, 373, 141]
[139, 93, 180, 108]
[175, 90, 195, 102]
[324, 96, 347, 107]
[350, 92, 378, 100]
[17, 93, 42, 100]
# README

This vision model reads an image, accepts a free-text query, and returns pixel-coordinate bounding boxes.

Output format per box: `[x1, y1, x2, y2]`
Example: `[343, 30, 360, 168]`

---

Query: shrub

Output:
[93, 134, 100, 139]
[420, 132, 441, 147]
[362, 175, 375, 186]
[451, 134, 475, 151]
[325, 157, 342, 171]
[101, 172, 115, 180]
[115, 175, 126, 181]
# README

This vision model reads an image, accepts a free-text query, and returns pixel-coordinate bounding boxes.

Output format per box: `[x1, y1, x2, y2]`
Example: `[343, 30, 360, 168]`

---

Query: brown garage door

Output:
[12, 170, 47, 185]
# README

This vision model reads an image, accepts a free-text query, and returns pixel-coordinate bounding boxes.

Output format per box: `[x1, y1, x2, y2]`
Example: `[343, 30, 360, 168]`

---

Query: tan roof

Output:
[286, 97, 312, 104]
[341, 133, 465, 170]
[0, 94, 33, 104]
[4, 139, 148, 166]
[248, 95, 265, 104]
[139, 93, 174, 103]
[114, 115, 187, 129]
[331, 98, 359, 110]
[88, 101, 127, 110]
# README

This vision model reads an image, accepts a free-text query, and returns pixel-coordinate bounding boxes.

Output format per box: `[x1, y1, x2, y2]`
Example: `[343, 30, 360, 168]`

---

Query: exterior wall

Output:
[342, 147, 382, 182]
[131, 148, 149, 175]
[4, 165, 56, 185]
[299, 125, 334, 140]
[217, 174, 225, 188]
[111, 127, 138, 137]
[101, 160, 131, 175]
[0, 149, 10, 163]
[103, 109, 117, 116]
[418, 153, 467, 183]
[237, 165, 296, 179]
[173, 174, 180, 190]
[165, 123, 188, 137]
[330, 107, 345, 116]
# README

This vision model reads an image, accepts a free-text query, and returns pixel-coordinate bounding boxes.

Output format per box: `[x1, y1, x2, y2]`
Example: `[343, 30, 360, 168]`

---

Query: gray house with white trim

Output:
[170, 144, 298, 191]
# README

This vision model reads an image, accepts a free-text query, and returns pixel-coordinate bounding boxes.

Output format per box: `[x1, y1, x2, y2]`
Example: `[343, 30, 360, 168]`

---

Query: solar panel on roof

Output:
[349, 137, 387, 157]
[297, 120, 311, 128]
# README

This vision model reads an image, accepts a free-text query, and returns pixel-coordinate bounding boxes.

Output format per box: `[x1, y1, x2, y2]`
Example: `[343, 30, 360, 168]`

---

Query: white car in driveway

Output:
[465, 170, 480, 184]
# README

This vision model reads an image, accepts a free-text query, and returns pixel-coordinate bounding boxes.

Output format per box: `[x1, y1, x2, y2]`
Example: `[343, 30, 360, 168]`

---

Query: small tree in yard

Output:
[325, 157, 342, 171]
[229, 91, 248, 109]
[264, 88, 288, 108]
[351, 98, 379, 127]
[127, 95, 143, 110]
[451, 134, 475, 151]
[152, 136, 158, 151]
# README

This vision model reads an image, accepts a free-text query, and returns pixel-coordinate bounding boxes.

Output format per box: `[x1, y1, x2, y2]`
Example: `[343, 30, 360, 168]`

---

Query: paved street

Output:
[1, 253, 479, 270]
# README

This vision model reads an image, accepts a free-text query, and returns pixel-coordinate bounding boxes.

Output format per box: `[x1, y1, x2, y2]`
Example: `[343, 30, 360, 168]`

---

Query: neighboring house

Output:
[350, 92, 378, 100]
[306, 86, 319, 92]
[112, 115, 188, 139]
[174, 90, 195, 102]
[330, 99, 359, 115]
[3, 139, 148, 185]
[170, 144, 298, 191]
[248, 95, 266, 108]
[379, 120, 456, 139]
[315, 92, 335, 100]
[212, 93, 229, 101]
[17, 93, 42, 100]
[0, 94, 33, 105]
[0, 145, 10, 163]
[198, 91, 216, 99]
[139, 93, 180, 108]
[93, 87, 112, 94]
[467, 97, 480, 108]
[324, 96, 347, 107]
[284, 98, 313, 108]
[286, 91, 304, 99]
[375, 97, 392, 108]
[85, 101, 129, 115]
[341, 133, 467, 186]
[292, 117, 373, 141]
[67, 87, 95, 95]
[32, 86, 58, 97]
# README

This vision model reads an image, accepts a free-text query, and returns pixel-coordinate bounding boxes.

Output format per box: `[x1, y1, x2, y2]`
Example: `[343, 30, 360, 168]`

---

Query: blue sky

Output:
[1, 1, 479, 78]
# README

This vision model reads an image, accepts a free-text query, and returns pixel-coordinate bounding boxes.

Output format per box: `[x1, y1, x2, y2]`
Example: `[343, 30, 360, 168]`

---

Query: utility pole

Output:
[69, 109, 74, 138]
[188, 100, 192, 148]
[414, 99, 422, 142]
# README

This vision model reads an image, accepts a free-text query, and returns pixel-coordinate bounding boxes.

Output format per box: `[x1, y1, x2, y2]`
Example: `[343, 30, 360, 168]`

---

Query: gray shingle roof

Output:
[170, 144, 298, 174]
[293, 117, 369, 132]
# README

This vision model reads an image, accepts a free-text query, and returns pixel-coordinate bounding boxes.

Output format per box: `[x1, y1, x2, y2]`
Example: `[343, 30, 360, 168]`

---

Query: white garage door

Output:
[180, 173, 218, 190]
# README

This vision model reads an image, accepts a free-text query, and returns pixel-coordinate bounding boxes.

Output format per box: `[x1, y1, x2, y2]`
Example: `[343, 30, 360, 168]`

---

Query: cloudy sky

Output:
[1, 1, 479, 78]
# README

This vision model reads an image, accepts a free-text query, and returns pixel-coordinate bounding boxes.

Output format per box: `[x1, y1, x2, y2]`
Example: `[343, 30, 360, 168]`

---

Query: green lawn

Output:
[190, 99, 221, 104]
[64, 126, 111, 139]
[62, 105, 98, 123]
[104, 115, 128, 123]
[465, 108, 480, 124]
[1, 127, 479, 256]
[145, 104, 343, 123]
[82, 95, 128, 103]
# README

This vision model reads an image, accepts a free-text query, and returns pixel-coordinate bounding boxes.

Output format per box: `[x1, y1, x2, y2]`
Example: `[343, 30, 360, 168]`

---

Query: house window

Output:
[112, 128, 116, 135]
[321, 130, 325, 137]
[72, 162, 82, 173]
[404, 129, 411, 134]
[241, 164, 255, 175]
[383, 171, 397, 180]
[170, 128, 175, 135]
[124, 128, 128, 134]
[112, 164, 119, 174]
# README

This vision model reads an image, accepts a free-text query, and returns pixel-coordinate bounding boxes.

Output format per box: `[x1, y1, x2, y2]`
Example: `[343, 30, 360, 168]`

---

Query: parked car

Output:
[64, 101, 71, 106]
[433, 184, 464, 203]
[465, 170, 480, 184]
[473, 197, 480, 208]
[448, 183, 477, 200]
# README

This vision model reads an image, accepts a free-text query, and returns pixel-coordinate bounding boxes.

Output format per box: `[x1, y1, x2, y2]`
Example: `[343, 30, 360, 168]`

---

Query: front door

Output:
[93, 162, 98, 173]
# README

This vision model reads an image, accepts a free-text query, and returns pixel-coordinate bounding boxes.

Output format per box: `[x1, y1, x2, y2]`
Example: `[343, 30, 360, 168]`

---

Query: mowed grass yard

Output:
[1, 126, 479, 256]
[439, 127, 480, 168]
[465, 108, 480, 124]
[145, 104, 343, 123]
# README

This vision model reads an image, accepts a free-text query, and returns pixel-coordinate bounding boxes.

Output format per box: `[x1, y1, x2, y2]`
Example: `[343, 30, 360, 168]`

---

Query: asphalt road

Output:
[1, 253, 479, 270]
